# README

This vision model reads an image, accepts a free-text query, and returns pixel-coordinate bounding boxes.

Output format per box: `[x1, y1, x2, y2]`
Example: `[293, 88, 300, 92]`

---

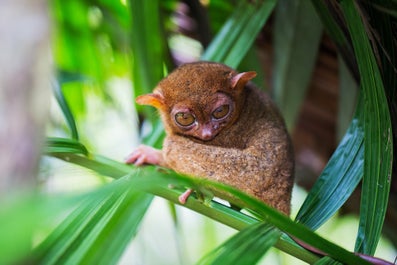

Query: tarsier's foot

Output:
[178, 188, 193, 204]
[125, 145, 164, 166]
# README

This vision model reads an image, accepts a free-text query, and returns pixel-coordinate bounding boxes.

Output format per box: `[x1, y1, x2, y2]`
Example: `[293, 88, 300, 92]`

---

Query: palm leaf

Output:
[314, 257, 343, 265]
[197, 223, 281, 265]
[309, 0, 358, 80]
[366, 0, 397, 95]
[0, 196, 45, 265]
[340, 0, 393, 255]
[201, 0, 276, 68]
[44, 138, 371, 265]
[273, 0, 323, 128]
[129, 0, 170, 142]
[51, 0, 98, 77]
[296, 93, 364, 230]
[31, 175, 152, 265]
[52, 78, 79, 140]
[45, 137, 88, 156]
[130, 0, 168, 97]
[337, 57, 358, 140]
[238, 47, 267, 88]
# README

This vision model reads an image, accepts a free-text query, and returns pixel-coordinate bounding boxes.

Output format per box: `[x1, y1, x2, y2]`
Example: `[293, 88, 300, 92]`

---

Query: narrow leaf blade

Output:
[31, 176, 152, 265]
[296, 93, 364, 230]
[130, 0, 167, 95]
[273, 0, 323, 129]
[314, 256, 343, 265]
[197, 223, 280, 265]
[340, 0, 393, 255]
[52, 79, 79, 140]
[45, 137, 88, 156]
[201, 0, 276, 68]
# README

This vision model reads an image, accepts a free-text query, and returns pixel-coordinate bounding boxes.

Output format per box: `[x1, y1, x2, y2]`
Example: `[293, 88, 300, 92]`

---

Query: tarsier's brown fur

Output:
[127, 62, 294, 215]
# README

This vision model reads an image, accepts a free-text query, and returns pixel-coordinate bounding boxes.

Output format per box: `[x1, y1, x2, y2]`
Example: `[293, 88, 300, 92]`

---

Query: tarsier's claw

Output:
[133, 154, 147, 166]
[124, 151, 139, 164]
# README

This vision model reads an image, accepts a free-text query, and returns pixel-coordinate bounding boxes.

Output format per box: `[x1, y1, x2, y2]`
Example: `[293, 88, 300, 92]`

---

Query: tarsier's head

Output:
[136, 62, 256, 142]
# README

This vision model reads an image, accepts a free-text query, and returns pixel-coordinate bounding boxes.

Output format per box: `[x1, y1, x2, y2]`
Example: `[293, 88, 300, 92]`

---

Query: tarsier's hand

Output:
[125, 145, 165, 166]
[125, 145, 192, 204]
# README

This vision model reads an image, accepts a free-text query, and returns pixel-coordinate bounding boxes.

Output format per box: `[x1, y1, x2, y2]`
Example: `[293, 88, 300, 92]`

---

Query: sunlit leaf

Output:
[0, 196, 43, 265]
[130, 0, 168, 96]
[51, 1, 104, 81]
[197, 223, 280, 265]
[130, 0, 170, 128]
[0, 193, 91, 265]
[52, 80, 79, 140]
[45, 137, 88, 156]
[31, 176, 152, 265]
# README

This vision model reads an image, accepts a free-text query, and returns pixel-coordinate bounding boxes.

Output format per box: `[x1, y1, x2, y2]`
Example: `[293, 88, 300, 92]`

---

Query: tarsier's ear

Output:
[136, 89, 165, 109]
[231, 71, 257, 90]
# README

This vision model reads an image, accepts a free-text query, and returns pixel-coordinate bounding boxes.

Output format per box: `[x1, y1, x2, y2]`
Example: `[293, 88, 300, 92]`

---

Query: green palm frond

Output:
[197, 223, 281, 265]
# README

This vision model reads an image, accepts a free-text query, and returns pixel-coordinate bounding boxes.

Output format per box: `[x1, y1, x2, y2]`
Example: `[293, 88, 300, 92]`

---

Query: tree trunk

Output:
[0, 0, 50, 195]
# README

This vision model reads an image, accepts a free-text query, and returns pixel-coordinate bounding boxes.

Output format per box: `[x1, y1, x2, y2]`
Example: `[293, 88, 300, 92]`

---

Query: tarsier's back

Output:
[129, 61, 294, 215]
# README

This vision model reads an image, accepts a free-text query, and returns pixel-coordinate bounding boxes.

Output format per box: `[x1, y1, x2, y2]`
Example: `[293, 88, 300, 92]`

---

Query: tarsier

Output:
[126, 61, 294, 215]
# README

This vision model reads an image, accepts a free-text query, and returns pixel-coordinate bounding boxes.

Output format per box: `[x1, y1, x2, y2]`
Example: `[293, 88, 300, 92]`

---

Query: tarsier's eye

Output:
[175, 112, 195, 127]
[212, 104, 230, 119]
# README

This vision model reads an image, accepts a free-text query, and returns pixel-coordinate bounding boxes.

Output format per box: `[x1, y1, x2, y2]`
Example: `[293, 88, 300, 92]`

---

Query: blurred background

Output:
[1, 0, 396, 264]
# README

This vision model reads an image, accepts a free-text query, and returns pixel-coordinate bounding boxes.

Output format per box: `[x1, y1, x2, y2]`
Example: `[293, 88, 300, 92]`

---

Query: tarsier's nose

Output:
[200, 126, 215, 141]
